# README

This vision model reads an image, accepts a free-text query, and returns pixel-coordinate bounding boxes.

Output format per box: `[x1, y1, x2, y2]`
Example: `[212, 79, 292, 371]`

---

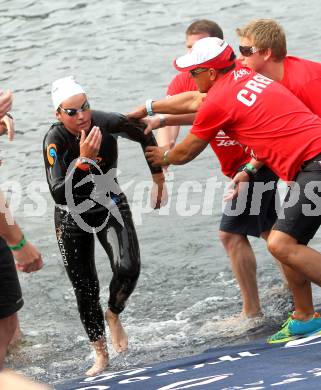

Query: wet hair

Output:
[236, 19, 287, 62]
[186, 19, 224, 39]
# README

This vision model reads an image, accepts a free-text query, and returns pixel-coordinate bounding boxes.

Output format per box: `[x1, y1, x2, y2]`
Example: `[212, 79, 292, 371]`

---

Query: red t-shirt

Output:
[167, 72, 197, 96]
[191, 68, 321, 181]
[281, 56, 321, 117]
[167, 72, 250, 178]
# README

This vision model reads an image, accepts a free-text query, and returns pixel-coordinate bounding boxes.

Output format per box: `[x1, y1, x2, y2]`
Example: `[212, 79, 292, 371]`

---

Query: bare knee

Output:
[219, 230, 246, 252]
[267, 231, 297, 264]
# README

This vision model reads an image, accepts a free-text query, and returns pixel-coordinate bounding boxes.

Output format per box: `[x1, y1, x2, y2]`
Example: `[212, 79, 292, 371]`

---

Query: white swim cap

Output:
[51, 76, 86, 110]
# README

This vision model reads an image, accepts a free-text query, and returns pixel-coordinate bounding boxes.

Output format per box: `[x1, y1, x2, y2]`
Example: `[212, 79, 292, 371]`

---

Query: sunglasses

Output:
[189, 68, 209, 77]
[239, 45, 260, 57]
[59, 100, 90, 116]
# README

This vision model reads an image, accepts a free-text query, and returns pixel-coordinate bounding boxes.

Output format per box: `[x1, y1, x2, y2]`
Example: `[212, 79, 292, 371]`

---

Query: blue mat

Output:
[55, 332, 321, 390]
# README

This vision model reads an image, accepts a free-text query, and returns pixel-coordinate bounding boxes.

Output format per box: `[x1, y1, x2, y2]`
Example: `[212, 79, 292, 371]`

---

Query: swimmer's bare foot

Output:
[86, 337, 109, 377]
[105, 309, 128, 353]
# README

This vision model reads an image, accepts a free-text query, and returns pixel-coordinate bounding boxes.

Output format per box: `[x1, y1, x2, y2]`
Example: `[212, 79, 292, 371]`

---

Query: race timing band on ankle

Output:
[145, 99, 155, 116]
[9, 236, 27, 251]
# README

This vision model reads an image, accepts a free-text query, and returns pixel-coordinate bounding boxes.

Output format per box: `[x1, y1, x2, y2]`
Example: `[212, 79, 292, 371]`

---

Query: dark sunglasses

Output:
[239, 45, 260, 57]
[59, 100, 90, 116]
[189, 68, 209, 77]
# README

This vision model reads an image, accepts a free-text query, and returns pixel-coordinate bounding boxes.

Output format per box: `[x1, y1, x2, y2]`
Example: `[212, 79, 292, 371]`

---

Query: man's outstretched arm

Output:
[127, 91, 205, 120]
[145, 133, 208, 166]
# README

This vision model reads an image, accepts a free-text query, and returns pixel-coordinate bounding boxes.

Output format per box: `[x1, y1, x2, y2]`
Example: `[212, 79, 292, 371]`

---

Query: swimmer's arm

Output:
[111, 115, 167, 208]
[43, 135, 88, 204]
[114, 115, 163, 175]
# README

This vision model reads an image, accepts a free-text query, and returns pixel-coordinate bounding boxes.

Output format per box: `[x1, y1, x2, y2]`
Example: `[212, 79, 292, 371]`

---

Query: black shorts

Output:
[0, 237, 23, 319]
[220, 166, 279, 238]
[273, 154, 321, 245]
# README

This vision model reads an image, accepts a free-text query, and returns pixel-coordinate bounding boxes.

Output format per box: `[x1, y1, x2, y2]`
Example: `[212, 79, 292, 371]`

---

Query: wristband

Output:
[163, 150, 170, 165]
[245, 162, 258, 174]
[157, 114, 166, 127]
[5, 112, 13, 119]
[145, 99, 155, 116]
[242, 166, 255, 178]
[9, 236, 27, 251]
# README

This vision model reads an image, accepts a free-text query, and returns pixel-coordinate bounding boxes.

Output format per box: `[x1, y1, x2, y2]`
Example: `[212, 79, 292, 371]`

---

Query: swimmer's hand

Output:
[79, 126, 102, 160]
[151, 172, 168, 209]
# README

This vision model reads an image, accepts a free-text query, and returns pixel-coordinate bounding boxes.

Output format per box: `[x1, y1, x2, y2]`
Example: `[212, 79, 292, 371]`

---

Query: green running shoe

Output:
[267, 312, 321, 344]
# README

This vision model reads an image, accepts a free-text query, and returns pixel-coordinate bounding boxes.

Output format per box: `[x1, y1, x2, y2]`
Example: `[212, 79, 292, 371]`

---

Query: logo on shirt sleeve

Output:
[47, 144, 57, 165]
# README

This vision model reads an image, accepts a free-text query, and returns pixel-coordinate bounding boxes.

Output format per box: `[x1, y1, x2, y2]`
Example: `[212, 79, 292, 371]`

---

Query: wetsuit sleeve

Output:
[111, 114, 163, 174]
[43, 130, 88, 205]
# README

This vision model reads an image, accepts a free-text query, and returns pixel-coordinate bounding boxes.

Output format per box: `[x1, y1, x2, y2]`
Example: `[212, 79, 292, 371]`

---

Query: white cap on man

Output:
[51, 76, 85, 110]
[174, 37, 235, 71]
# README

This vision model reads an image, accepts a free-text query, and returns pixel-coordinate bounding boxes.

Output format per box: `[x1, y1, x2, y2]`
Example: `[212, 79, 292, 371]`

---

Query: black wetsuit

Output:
[43, 111, 161, 342]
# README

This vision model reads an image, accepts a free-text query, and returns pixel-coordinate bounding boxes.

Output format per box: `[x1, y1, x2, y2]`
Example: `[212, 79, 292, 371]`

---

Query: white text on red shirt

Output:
[237, 74, 273, 107]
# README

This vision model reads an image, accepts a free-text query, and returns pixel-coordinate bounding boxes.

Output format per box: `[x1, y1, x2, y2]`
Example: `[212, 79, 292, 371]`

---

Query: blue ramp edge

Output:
[54, 335, 321, 390]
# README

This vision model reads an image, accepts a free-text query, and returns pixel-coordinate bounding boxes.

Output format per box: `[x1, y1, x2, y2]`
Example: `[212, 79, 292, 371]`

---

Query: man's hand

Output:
[126, 105, 147, 120]
[145, 146, 168, 167]
[0, 114, 14, 141]
[79, 126, 102, 160]
[151, 172, 168, 209]
[141, 116, 163, 135]
[14, 241, 43, 273]
[224, 170, 250, 201]
[0, 90, 13, 118]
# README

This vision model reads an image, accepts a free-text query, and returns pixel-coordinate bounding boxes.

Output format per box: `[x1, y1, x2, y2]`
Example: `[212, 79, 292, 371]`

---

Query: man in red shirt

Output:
[129, 37, 321, 342]
[236, 19, 321, 117]
[158, 20, 282, 320]
[234, 19, 321, 342]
